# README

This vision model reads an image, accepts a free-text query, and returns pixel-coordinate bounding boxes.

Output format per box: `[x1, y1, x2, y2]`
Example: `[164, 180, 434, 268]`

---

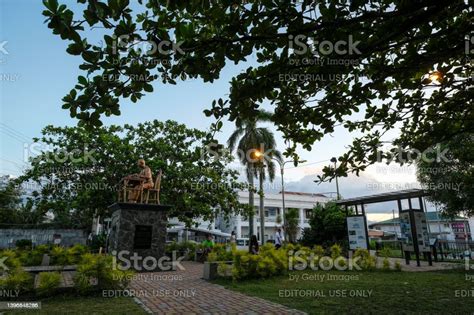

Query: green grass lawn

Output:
[214, 270, 474, 315]
[3, 295, 147, 315]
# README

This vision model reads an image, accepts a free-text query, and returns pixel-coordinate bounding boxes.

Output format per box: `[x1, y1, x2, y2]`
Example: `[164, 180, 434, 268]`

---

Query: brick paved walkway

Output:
[130, 261, 305, 314]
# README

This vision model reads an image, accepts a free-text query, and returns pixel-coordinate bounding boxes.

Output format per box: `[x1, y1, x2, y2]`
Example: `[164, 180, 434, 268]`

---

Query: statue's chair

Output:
[144, 170, 162, 204]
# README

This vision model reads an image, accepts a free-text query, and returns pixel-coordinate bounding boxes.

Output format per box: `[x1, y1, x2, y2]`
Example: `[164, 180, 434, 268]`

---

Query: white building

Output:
[216, 191, 329, 242]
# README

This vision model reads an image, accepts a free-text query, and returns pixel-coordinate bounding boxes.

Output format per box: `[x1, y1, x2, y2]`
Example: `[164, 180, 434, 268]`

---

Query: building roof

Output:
[369, 212, 467, 227]
[280, 191, 327, 198]
[335, 189, 429, 206]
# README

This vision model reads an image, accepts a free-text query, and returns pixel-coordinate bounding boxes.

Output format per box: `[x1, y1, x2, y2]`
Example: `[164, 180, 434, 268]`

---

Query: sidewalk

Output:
[130, 261, 305, 314]
[377, 256, 462, 272]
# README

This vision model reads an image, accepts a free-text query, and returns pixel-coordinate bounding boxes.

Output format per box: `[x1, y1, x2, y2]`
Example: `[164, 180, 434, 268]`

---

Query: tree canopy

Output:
[301, 202, 350, 246]
[0, 183, 44, 227]
[19, 120, 245, 229]
[43, 0, 473, 180]
[417, 134, 474, 216]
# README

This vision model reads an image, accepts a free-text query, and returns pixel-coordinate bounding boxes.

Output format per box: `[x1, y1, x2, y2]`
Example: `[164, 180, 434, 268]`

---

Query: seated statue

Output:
[127, 159, 153, 202]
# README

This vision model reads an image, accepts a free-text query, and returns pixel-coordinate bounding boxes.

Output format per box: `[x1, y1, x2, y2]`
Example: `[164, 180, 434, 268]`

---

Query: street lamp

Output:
[272, 158, 306, 229]
[330, 157, 340, 200]
[421, 70, 444, 86]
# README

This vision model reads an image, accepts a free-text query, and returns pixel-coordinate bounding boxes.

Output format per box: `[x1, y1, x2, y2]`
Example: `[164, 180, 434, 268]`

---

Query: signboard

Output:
[413, 211, 430, 252]
[346, 216, 368, 250]
[399, 212, 413, 252]
[400, 211, 430, 252]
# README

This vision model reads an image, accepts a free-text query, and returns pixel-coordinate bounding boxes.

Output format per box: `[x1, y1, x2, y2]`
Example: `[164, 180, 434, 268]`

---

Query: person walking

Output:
[274, 228, 283, 249]
[250, 235, 259, 254]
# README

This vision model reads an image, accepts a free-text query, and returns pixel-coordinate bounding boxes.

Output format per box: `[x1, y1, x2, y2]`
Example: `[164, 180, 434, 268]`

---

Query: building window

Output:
[265, 207, 278, 217]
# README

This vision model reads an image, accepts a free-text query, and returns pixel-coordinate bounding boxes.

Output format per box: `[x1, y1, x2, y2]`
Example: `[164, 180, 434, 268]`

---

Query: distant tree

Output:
[301, 202, 350, 246]
[284, 208, 300, 244]
[20, 120, 244, 229]
[417, 134, 474, 217]
[0, 182, 44, 226]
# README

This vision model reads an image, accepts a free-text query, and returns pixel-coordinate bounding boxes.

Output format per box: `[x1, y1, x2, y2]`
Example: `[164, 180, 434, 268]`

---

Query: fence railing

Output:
[435, 240, 474, 261]
[376, 239, 474, 261]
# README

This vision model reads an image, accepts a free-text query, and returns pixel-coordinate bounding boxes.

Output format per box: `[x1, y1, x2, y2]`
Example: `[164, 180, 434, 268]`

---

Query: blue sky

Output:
[0, 0, 427, 220]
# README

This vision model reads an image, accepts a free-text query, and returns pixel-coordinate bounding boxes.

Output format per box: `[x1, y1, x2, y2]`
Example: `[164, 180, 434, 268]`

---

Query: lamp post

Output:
[252, 150, 266, 244]
[273, 158, 306, 230]
[331, 157, 340, 200]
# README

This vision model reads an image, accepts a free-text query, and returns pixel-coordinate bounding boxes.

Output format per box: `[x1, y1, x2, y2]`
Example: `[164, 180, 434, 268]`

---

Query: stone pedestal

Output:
[107, 202, 170, 271]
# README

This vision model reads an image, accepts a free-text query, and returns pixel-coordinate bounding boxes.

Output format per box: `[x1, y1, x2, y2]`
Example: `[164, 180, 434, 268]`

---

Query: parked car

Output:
[236, 238, 250, 250]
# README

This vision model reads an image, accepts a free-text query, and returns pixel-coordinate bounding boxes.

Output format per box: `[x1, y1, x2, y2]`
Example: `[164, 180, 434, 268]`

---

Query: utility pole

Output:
[331, 157, 340, 200]
[392, 209, 397, 237]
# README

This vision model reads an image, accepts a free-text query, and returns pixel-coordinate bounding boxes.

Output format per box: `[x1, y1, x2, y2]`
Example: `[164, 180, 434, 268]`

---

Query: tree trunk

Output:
[259, 169, 265, 244]
[248, 164, 255, 252]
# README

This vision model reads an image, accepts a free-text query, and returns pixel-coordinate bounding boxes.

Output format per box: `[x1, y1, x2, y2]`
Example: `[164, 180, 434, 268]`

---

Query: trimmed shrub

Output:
[207, 244, 233, 262]
[74, 254, 133, 294]
[312, 245, 325, 257]
[353, 249, 377, 271]
[17, 245, 51, 267]
[330, 244, 342, 260]
[50, 246, 69, 265]
[15, 239, 32, 250]
[382, 258, 391, 271]
[0, 250, 22, 273]
[66, 244, 89, 264]
[37, 272, 61, 296]
[0, 269, 33, 293]
[379, 247, 391, 258]
[394, 261, 402, 271]
[232, 244, 288, 280]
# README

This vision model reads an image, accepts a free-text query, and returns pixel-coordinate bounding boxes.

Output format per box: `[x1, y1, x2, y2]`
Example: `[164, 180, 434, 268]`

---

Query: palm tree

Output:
[255, 147, 282, 245]
[227, 110, 280, 248]
[284, 208, 300, 243]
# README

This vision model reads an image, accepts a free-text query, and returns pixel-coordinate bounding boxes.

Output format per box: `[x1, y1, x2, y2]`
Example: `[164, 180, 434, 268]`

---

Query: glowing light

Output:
[428, 71, 443, 84]
[253, 150, 263, 158]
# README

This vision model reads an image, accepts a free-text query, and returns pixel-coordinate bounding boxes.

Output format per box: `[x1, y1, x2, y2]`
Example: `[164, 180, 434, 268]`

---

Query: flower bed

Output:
[0, 246, 132, 298]
[206, 243, 400, 281]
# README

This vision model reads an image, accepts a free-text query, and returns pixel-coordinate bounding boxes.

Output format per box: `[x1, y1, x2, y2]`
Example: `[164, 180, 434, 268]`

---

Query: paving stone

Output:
[130, 261, 305, 314]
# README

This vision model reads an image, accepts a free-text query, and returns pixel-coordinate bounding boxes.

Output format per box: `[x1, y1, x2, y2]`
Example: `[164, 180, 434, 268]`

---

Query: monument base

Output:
[107, 202, 171, 272]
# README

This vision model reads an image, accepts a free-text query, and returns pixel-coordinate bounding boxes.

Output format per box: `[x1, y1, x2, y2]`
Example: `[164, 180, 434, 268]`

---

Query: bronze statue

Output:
[126, 159, 154, 202]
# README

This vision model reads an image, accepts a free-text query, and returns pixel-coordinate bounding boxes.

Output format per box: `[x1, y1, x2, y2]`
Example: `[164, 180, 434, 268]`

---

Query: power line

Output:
[0, 122, 32, 141]
[286, 159, 331, 169]
[0, 127, 28, 144]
